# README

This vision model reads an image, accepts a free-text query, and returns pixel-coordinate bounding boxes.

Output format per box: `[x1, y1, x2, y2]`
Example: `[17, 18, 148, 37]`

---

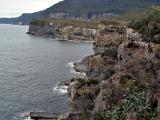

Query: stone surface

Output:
[65, 24, 160, 120]
[29, 112, 59, 120]
[28, 24, 97, 41]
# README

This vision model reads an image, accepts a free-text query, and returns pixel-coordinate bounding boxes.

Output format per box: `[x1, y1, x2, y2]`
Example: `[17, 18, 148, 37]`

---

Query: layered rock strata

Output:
[28, 24, 96, 41]
[59, 24, 160, 120]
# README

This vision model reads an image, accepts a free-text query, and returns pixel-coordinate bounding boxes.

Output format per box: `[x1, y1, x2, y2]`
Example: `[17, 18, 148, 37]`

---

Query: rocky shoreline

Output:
[26, 23, 160, 120]
[57, 24, 160, 119]
[25, 16, 160, 119]
[27, 24, 97, 42]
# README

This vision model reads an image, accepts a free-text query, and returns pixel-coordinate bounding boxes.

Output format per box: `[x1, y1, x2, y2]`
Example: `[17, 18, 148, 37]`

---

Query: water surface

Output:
[0, 24, 93, 120]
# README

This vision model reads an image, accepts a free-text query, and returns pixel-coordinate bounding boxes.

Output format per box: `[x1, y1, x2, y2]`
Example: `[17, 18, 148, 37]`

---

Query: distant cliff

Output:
[58, 23, 160, 120]
[0, 0, 160, 25]
[27, 19, 97, 41]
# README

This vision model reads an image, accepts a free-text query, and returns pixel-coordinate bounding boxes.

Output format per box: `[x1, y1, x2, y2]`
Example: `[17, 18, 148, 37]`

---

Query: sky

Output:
[0, 0, 62, 18]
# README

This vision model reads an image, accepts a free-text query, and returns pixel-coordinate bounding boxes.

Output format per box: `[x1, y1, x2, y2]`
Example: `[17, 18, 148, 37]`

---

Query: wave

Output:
[67, 40, 94, 43]
[16, 112, 33, 120]
[24, 116, 33, 120]
[67, 62, 86, 77]
[54, 38, 94, 43]
[53, 82, 68, 95]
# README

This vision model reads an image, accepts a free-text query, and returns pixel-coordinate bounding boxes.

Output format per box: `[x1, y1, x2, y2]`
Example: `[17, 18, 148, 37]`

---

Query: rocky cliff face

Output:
[58, 24, 160, 120]
[28, 23, 96, 41]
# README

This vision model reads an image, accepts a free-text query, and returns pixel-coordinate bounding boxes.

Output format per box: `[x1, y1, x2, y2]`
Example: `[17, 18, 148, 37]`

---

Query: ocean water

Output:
[0, 24, 93, 120]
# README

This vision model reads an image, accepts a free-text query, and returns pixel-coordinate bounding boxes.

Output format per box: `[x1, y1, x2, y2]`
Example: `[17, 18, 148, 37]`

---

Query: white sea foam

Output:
[53, 82, 68, 95]
[24, 116, 33, 120]
[68, 40, 94, 43]
[53, 61, 87, 95]
[15, 112, 33, 120]
[55, 38, 94, 43]
[67, 62, 86, 77]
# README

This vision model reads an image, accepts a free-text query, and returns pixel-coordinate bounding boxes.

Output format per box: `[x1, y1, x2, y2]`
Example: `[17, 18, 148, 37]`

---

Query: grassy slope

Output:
[1, 0, 159, 24]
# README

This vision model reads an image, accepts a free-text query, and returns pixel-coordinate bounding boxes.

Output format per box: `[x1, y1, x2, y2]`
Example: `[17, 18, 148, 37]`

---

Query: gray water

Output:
[0, 24, 93, 120]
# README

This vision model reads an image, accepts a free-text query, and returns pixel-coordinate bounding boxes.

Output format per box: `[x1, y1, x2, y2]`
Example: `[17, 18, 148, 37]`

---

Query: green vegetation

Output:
[1, 0, 159, 24]
[71, 78, 98, 86]
[155, 44, 160, 52]
[95, 80, 157, 120]
[129, 6, 160, 44]
[103, 68, 115, 80]
[45, 0, 159, 17]
[81, 112, 90, 120]
[85, 79, 98, 86]
[31, 18, 99, 29]
[154, 44, 160, 58]
[102, 47, 118, 60]
[120, 74, 132, 84]
[70, 77, 85, 83]
[101, 20, 121, 26]
[102, 10, 146, 24]
[30, 18, 127, 29]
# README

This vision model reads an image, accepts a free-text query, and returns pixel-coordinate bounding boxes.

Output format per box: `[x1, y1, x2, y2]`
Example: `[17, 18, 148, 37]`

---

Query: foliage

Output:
[70, 78, 98, 86]
[100, 20, 121, 26]
[103, 68, 115, 80]
[95, 80, 157, 120]
[129, 6, 160, 44]
[155, 44, 160, 52]
[154, 61, 160, 70]
[120, 74, 132, 84]
[154, 44, 160, 58]
[85, 79, 98, 86]
[102, 47, 118, 60]
[1, 0, 159, 24]
[81, 112, 90, 120]
[31, 18, 99, 29]
[44, 0, 159, 17]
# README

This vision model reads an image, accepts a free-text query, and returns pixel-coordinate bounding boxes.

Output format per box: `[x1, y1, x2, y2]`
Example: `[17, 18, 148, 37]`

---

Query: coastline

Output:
[27, 23, 97, 43]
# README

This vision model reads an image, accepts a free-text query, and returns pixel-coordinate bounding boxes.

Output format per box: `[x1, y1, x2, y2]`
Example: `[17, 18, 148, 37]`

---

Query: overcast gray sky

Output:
[0, 0, 62, 18]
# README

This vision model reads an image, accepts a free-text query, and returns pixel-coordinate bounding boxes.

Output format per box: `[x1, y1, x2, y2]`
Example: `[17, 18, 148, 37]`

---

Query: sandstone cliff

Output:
[58, 24, 160, 120]
[27, 21, 97, 41]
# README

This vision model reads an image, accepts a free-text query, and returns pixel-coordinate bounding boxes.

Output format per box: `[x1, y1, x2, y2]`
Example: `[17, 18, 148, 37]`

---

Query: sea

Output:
[0, 24, 93, 120]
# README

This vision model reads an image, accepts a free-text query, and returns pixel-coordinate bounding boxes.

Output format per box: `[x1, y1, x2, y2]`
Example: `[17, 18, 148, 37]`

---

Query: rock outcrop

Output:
[59, 24, 160, 120]
[27, 24, 57, 37]
[28, 23, 97, 41]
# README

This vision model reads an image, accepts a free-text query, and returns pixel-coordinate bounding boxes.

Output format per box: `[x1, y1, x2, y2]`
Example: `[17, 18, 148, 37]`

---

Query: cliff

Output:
[27, 19, 97, 41]
[25, 7, 160, 120]
[57, 23, 160, 119]
[1, 0, 160, 24]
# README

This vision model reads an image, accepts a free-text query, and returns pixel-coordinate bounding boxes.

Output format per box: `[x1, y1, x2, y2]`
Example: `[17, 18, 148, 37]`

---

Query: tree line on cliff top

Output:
[129, 6, 160, 44]
[0, 0, 159, 24]
[44, 0, 159, 16]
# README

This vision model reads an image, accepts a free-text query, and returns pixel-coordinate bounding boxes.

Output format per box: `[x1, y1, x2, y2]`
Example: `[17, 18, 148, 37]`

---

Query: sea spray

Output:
[53, 82, 68, 95]
[67, 62, 86, 77]
[24, 116, 33, 120]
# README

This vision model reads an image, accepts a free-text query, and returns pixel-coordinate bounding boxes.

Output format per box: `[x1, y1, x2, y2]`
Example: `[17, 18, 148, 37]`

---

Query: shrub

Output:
[120, 74, 132, 84]
[81, 112, 90, 120]
[95, 80, 157, 120]
[71, 78, 98, 86]
[155, 44, 160, 58]
[95, 112, 104, 120]
[100, 20, 120, 26]
[154, 34, 160, 44]
[103, 68, 115, 80]
[108, 68, 115, 76]
[103, 47, 118, 60]
[85, 79, 98, 86]
[129, 6, 160, 43]
[31, 18, 99, 29]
